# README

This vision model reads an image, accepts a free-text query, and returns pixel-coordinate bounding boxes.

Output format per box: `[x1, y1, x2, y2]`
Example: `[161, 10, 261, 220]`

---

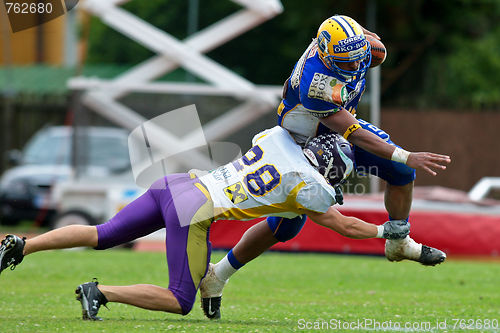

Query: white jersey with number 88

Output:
[199, 126, 338, 221]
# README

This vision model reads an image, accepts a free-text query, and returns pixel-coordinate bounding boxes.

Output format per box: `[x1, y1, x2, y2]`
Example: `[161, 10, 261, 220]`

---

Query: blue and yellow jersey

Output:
[198, 126, 337, 221]
[277, 40, 368, 144]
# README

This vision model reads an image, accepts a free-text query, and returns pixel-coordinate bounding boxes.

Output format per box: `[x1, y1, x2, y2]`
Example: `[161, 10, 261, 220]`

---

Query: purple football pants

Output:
[95, 173, 212, 314]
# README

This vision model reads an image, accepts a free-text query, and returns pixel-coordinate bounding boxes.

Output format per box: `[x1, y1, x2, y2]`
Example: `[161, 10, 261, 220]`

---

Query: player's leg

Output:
[97, 284, 182, 312]
[155, 174, 213, 316]
[73, 177, 187, 320]
[74, 175, 213, 320]
[75, 174, 213, 320]
[2, 195, 167, 271]
[0, 183, 166, 275]
[3, 176, 190, 320]
[355, 119, 445, 265]
[75, 279, 182, 321]
[214, 215, 306, 278]
[24, 225, 98, 254]
[1, 225, 98, 275]
[385, 181, 413, 220]
[200, 220, 279, 319]
[200, 215, 306, 319]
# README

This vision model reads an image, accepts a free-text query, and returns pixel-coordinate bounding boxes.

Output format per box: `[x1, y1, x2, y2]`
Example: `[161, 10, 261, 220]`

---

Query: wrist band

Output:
[376, 225, 384, 238]
[343, 123, 361, 139]
[391, 147, 410, 164]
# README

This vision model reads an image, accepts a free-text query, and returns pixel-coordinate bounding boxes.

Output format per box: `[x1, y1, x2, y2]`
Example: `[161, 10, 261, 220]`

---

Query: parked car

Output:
[0, 126, 131, 226]
[51, 176, 143, 229]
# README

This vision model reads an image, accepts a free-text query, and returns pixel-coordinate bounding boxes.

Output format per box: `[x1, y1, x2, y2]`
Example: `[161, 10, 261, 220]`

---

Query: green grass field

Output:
[1, 249, 499, 332]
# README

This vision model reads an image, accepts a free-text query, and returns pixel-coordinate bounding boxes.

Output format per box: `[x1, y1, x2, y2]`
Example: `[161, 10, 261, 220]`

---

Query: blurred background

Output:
[0, 0, 499, 256]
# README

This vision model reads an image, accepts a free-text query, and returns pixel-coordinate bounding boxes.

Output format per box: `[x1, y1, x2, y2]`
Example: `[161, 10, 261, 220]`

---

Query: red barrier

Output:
[209, 209, 500, 257]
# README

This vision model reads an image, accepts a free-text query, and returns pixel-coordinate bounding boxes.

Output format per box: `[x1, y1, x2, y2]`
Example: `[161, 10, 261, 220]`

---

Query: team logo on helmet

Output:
[333, 35, 366, 54]
[317, 30, 331, 54]
[303, 148, 319, 167]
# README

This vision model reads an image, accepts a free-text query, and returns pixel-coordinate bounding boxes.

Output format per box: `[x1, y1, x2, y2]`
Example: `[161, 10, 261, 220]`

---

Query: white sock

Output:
[213, 255, 238, 281]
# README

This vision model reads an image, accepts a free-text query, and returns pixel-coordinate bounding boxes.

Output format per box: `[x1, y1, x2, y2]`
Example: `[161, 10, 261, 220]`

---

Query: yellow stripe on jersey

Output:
[214, 181, 308, 220]
[277, 101, 285, 116]
[195, 183, 211, 200]
[279, 103, 300, 126]
[253, 133, 267, 143]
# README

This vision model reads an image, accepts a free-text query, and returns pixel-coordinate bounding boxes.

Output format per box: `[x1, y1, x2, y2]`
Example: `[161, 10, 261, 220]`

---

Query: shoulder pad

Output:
[307, 72, 348, 105]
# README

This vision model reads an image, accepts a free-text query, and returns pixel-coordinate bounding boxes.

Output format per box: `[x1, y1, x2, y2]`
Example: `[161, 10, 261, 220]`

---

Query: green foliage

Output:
[377, 0, 500, 109]
[426, 26, 500, 109]
[86, 0, 188, 65]
[1, 250, 499, 332]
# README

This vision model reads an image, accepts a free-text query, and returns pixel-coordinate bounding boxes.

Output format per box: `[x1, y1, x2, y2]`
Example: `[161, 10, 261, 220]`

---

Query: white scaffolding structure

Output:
[69, 0, 284, 143]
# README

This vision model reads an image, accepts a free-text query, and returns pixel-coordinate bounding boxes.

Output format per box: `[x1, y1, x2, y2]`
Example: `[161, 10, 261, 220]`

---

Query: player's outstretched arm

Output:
[320, 109, 451, 176]
[307, 207, 409, 240]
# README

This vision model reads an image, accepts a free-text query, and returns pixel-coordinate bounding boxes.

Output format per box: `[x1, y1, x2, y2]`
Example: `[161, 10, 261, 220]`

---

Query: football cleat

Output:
[419, 245, 446, 266]
[201, 296, 222, 320]
[200, 263, 227, 320]
[75, 279, 109, 321]
[385, 236, 446, 266]
[0, 234, 26, 275]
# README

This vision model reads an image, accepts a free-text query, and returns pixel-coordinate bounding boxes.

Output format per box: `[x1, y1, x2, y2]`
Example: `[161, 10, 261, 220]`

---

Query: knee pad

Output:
[267, 215, 306, 242]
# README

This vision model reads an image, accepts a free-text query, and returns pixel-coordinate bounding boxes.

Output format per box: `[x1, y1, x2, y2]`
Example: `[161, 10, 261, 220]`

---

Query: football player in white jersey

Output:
[0, 126, 410, 320]
[200, 15, 452, 319]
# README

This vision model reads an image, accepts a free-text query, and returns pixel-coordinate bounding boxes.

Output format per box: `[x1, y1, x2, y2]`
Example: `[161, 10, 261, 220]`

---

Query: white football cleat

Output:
[200, 263, 227, 319]
[385, 236, 446, 266]
[200, 263, 227, 298]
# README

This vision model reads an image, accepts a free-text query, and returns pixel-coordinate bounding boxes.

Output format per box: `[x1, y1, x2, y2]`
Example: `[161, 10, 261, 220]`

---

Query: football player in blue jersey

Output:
[200, 15, 451, 319]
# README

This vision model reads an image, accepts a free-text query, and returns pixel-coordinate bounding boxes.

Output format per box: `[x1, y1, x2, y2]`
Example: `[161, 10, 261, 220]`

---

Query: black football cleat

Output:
[201, 296, 221, 320]
[418, 245, 446, 266]
[75, 279, 109, 321]
[0, 235, 26, 275]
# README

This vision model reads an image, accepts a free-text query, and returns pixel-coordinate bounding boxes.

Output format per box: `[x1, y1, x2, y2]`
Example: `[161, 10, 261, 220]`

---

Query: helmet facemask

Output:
[324, 47, 372, 83]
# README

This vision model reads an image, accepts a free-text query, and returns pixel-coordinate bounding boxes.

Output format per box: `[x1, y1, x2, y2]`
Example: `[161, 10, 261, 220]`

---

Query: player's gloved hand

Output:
[381, 220, 410, 239]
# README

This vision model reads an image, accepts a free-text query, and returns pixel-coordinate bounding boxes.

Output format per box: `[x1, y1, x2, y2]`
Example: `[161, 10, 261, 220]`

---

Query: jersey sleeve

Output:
[295, 182, 336, 213]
